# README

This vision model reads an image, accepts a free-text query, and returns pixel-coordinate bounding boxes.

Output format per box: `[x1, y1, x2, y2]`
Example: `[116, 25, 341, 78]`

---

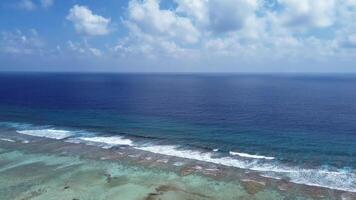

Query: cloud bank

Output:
[1, 0, 356, 72]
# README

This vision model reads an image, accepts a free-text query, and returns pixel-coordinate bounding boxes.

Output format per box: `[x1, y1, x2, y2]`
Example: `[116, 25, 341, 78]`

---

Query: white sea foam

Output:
[69, 136, 134, 149]
[229, 151, 275, 160]
[17, 129, 73, 139]
[4, 121, 355, 192]
[135, 145, 356, 192]
[0, 138, 15, 142]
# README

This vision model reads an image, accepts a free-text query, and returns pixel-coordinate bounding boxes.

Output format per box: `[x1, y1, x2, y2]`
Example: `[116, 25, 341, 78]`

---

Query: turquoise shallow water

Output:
[0, 121, 355, 194]
[0, 146, 286, 200]
[0, 132, 355, 200]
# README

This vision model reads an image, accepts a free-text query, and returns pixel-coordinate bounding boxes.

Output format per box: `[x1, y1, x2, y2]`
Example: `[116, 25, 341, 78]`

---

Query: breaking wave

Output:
[136, 144, 356, 192]
[17, 129, 73, 140]
[229, 151, 275, 160]
[67, 136, 134, 149]
[1, 121, 355, 192]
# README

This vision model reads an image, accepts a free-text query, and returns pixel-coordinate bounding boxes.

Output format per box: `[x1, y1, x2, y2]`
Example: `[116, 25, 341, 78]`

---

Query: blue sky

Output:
[0, 0, 356, 72]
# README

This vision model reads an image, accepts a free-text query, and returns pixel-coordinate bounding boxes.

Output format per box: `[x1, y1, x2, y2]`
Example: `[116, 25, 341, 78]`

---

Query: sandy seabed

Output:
[0, 131, 355, 200]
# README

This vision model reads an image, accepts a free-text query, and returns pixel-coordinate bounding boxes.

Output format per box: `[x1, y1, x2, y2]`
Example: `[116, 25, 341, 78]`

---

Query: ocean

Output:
[0, 73, 355, 197]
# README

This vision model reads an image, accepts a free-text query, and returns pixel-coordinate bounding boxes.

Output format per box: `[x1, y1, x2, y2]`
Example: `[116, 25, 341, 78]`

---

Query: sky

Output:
[0, 0, 356, 73]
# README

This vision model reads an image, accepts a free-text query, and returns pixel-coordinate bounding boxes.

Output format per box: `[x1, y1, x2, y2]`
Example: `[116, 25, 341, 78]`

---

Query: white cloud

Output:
[176, 0, 259, 33]
[67, 40, 103, 57]
[207, 0, 259, 32]
[121, 0, 263, 59]
[67, 5, 111, 36]
[337, 30, 356, 48]
[0, 29, 44, 55]
[41, 0, 54, 8]
[17, 0, 37, 11]
[175, 0, 209, 27]
[6, 0, 356, 71]
[116, 0, 201, 61]
[127, 0, 200, 44]
[114, 0, 356, 69]
[113, 35, 194, 60]
[278, 0, 336, 28]
[346, 34, 356, 47]
[15, 0, 54, 11]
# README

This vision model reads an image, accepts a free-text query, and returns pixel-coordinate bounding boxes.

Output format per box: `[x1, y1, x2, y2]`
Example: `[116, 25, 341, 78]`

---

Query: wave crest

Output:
[17, 129, 73, 139]
[229, 151, 275, 160]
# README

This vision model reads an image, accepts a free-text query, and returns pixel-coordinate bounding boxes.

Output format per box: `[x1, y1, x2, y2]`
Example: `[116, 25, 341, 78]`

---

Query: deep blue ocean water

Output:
[0, 73, 355, 191]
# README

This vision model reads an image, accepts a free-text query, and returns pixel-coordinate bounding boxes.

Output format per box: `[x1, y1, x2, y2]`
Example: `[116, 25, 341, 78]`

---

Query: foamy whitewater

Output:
[5, 123, 356, 193]
[67, 136, 134, 149]
[17, 129, 73, 139]
[0, 138, 15, 142]
[229, 151, 275, 160]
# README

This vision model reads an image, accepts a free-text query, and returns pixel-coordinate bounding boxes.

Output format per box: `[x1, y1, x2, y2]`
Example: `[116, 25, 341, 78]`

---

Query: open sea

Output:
[0, 73, 355, 194]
